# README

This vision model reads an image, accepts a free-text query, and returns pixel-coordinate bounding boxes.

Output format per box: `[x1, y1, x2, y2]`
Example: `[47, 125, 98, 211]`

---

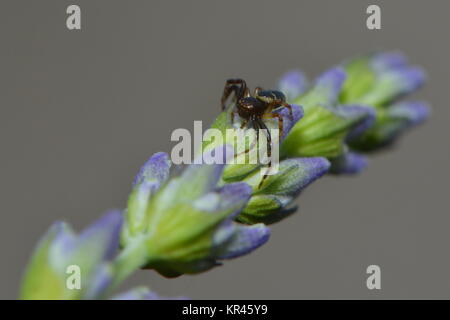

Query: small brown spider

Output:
[221, 78, 293, 188]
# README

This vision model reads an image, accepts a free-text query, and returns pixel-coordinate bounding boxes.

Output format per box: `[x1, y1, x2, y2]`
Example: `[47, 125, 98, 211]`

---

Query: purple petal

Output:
[112, 287, 152, 300]
[218, 223, 270, 259]
[315, 67, 347, 104]
[212, 220, 236, 248]
[193, 182, 251, 216]
[43, 222, 76, 268]
[278, 70, 308, 101]
[330, 152, 368, 174]
[336, 105, 376, 141]
[112, 287, 188, 300]
[215, 182, 252, 216]
[217, 182, 252, 203]
[48, 212, 122, 272]
[279, 157, 331, 194]
[391, 66, 426, 95]
[144, 292, 188, 300]
[371, 51, 408, 71]
[295, 157, 331, 188]
[133, 152, 171, 186]
[366, 53, 427, 105]
[84, 264, 113, 299]
[272, 104, 304, 140]
[388, 101, 430, 126]
[49, 222, 77, 263]
[77, 210, 123, 261]
[135, 179, 160, 203]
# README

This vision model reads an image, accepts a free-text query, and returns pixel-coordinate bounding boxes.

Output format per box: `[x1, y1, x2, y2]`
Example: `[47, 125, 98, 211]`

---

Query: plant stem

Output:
[106, 237, 151, 296]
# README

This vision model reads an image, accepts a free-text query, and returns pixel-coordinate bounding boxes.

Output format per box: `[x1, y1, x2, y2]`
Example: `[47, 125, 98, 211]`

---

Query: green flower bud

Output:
[236, 157, 330, 224]
[349, 101, 430, 151]
[340, 52, 426, 107]
[281, 104, 373, 158]
[20, 211, 122, 300]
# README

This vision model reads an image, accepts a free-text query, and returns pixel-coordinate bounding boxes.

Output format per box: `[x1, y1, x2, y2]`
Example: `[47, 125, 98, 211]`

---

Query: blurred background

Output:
[0, 0, 448, 299]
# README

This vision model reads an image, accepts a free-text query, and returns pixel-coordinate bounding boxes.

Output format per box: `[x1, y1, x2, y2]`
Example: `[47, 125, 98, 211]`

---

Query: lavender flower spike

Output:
[19, 51, 430, 300]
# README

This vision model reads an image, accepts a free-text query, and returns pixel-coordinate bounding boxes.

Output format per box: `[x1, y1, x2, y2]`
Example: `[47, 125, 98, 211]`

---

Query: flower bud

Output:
[340, 51, 426, 107]
[349, 100, 430, 151]
[293, 67, 346, 109]
[281, 103, 374, 159]
[329, 151, 368, 174]
[20, 211, 122, 300]
[237, 157, 330, 224]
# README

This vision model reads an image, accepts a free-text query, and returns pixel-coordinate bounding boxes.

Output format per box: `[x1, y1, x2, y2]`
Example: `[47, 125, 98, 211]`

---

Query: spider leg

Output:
[231, 109, 236, 124]
[253, 86, 263, 96]
[262, 112, 284, 136]
[240, 118, 261, 159]
[240, 118, 248, 129]
[221, 79, 249, 111]
[273, 101, 294, 120]
[233, 118, 257, 159]
[255, 119, 260, 150]
[257, 120, 272, 158]
[255, 119, 272, 189]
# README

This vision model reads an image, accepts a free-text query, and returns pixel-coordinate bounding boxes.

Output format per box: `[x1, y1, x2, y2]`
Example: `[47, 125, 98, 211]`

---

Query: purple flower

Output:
[314, 67, 347, 105]
[133, 152, 171, 187]
[388, 100, 430, 126]
[335, 105, 377, 142]
[329, 151, 368, 174]
[342, 51, 427, 107]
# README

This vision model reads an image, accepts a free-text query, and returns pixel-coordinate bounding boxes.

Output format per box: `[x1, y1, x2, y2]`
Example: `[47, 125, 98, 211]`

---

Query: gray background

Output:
[0, 0, 448, 299]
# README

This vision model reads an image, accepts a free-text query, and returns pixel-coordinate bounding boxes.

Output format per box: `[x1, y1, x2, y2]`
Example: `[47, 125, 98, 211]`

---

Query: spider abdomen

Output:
[256, 90, 287, 104]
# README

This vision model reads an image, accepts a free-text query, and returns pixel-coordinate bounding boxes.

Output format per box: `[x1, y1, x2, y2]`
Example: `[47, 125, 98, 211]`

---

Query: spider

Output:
[220, 78, 293, 188]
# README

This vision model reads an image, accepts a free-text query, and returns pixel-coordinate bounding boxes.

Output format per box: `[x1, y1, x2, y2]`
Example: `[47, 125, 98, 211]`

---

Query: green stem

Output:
[106, 237, 151, 296]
